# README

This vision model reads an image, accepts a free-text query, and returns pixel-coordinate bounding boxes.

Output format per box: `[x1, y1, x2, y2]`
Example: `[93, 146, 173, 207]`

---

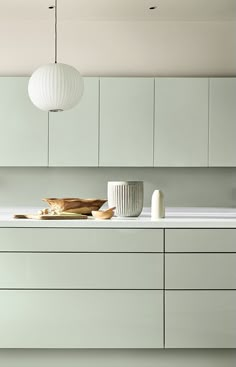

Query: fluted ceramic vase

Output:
[107, 181, 144, 217]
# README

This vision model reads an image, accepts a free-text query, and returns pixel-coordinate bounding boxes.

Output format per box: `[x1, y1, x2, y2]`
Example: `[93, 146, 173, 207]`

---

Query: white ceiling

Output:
[0, 0, 235, 21]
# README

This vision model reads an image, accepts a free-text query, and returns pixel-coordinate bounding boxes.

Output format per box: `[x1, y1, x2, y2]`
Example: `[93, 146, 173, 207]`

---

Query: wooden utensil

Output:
[13, 213, 87, 220]
[92, 207, 116, 220]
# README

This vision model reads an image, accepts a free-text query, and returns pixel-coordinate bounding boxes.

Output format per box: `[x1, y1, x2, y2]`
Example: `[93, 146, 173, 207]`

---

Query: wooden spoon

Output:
[92, 207, 116, 220]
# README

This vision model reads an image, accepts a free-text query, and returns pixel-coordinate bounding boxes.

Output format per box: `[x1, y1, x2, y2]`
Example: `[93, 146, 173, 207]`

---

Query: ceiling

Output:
[0, 0, 235, 21]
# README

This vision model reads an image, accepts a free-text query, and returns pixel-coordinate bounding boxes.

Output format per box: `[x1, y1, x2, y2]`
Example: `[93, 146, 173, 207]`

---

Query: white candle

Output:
[151, 190, 165, 220]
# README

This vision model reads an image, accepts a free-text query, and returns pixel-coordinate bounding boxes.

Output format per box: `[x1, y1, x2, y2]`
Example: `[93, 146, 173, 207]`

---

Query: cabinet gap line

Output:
[0, 288, 163, 291]
[153, 78, 155, 166]
[0, 251, 164, 254]
[47, 111, 50, 166]
[207, 78, 210, 165]
[98, 77, 101, 166]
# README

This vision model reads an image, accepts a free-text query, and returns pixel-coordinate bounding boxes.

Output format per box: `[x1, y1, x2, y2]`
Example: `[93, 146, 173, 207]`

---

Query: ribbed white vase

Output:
[28, 63, 84, 112]
[108, 181, 144, 217]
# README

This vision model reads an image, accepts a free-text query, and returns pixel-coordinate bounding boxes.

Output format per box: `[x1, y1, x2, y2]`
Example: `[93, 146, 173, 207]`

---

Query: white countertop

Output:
[1, 207, 236, 228]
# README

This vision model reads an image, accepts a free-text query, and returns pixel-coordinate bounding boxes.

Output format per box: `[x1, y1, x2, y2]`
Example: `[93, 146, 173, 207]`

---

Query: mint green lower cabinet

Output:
[0, 77, 48, 166]
[0, 253, 163, 289]
[0, 290, 163, 348]
[165, 229, 236, 252]
[165, 291, 236, 348]
[99, 78, 154, 167]
[49, 77, 99, 167]
[209, 78, 236, 166]
[154, 78, 208, 167]
[165, 254, 236, 289]
[0, 228, 163, 252]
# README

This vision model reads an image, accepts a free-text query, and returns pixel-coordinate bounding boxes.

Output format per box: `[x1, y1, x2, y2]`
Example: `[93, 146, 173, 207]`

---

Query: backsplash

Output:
[0, 168, 236, 208]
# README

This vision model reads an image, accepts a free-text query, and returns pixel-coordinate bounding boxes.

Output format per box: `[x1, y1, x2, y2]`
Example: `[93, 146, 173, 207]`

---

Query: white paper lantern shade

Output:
[28, 63, 84, 112]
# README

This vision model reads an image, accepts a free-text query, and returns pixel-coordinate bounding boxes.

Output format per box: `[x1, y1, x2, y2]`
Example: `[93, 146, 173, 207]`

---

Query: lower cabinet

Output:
[165, 253, 236, 289]
[165, 291, 236, 348]
[1, 227, 235, 349]
[0, 228, 164, 349]
[0, 253, 163, 289]
[165, 228, 236, 348]
[0, 290, 163, 349]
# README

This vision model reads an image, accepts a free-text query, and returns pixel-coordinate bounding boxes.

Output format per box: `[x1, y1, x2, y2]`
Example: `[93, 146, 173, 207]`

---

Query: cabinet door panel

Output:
[166, 291, 236, 348]
[165, 229, 236, 252]
[0, 253, 163, 289]
[0, 290, 163, 348]
[166, 254, 236, 289]
[0, 77, 48, 166]
[0, 228, 163, 252]
[100, 78, 154, 167]
[209, 78, 236, 166]
[154, 78, 208, 167]
[49, 77, 99, 166]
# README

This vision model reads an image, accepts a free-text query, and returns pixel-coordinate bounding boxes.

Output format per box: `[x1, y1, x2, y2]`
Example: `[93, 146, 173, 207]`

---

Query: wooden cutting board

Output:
[13, 214, 88, 220]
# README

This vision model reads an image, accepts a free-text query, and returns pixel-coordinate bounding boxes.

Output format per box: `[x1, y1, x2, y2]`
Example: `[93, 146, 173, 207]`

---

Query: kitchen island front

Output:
[0, 208, 235, 366]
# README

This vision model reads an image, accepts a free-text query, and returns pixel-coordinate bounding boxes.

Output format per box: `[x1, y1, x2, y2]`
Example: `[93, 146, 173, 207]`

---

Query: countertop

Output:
[1, 207, 236, 228]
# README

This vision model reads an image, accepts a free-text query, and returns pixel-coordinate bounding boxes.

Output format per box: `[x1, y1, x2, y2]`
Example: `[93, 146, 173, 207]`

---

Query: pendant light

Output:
[28, 0, 84, 112]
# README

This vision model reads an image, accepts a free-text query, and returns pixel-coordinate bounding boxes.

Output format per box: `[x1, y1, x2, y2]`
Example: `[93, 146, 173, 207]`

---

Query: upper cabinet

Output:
[0, 76, 235, 168]
[209, 78, 236, 167]
[49, 77, 99, 167]
[154, 78, 209, 167]
[99, 78, 154, 167]
[0, 77, 48, 166]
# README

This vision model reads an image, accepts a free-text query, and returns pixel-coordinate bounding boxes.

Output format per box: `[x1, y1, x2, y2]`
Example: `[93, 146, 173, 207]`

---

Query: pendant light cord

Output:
[55, 0, 58, 63]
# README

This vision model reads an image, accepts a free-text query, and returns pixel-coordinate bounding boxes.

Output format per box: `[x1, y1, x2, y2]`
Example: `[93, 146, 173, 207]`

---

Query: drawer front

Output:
[0, 228, 163, 252]
[166, 291, 236, 348]
[0, 290, 163, 348]
[0, 253, 163, 289]
[166, 254, 236, 289]
[165, 229, 236, 252]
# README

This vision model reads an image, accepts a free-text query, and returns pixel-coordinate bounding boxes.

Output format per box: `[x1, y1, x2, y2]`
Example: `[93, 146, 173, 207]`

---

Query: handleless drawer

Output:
[0, 228, 163, 252]
[166, 254, 236, 289]
[165, 291, 236, 348]
[0, 290, 163, 348]
[165, 229, 236, 252]
[0, 253, 163, 289]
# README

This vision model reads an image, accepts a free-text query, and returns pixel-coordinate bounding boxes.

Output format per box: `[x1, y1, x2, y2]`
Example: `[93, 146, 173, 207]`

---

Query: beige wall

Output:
[0, 20, 235, 76]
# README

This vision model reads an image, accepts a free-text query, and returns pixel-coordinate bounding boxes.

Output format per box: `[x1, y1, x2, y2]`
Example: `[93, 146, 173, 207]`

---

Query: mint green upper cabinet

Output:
[99, 78, 154, 167]
[209, 78, 236, 167]
[0, 77, 48, 166]
[154, 78, 209, 167]
[49, 78, 99, 167]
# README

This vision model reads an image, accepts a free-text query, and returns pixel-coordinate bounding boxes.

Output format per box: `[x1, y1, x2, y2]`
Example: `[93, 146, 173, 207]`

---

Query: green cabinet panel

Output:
[0, 77, 48, 166]
[0, 290, 163, 348]
[165, 229, 236, 252]
[0, 228, 163, 252]
[0, 253, 163, 289]
[99, 78, 154, 167]
[49, 77, 99, 166]
[1, 76, 236, 168]
[166, 253, 236, 289]
[154, 78, 208, 167]
[166, 291, 236, 348]
[209, 78, 236, 166]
